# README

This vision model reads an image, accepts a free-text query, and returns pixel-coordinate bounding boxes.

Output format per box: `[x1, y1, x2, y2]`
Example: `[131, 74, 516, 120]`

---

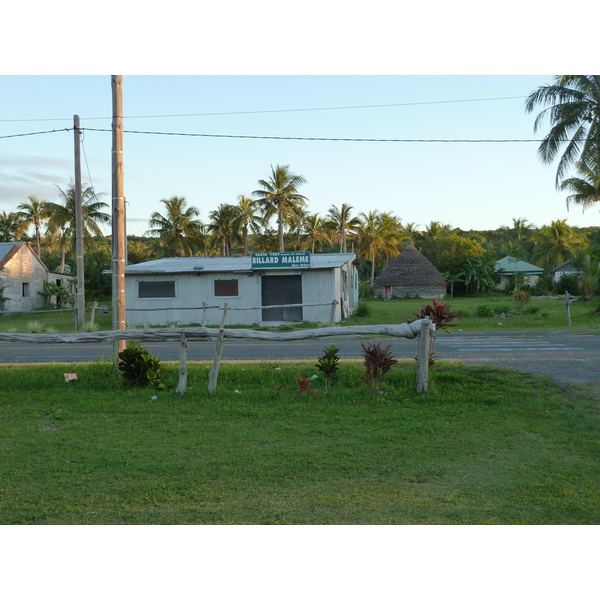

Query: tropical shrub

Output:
[26, 320, 46, 333]
[117, 342, 165, 389]
[407, 299, 459, 332]
[315, 345, 340, 392]
[294, 372, 317, 397]
[353, 302, 371, 318]
[511, 290, 532, 311]
[476, 305, 494, 318]
[361, 342, 398, 392]
[493, 304, 511, 315]
[555, 273, 580, 296]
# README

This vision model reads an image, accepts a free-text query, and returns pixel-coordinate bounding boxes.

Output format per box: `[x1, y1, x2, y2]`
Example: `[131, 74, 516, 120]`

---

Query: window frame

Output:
[138, 280, 177, 299]
[214, 278, 239, 298]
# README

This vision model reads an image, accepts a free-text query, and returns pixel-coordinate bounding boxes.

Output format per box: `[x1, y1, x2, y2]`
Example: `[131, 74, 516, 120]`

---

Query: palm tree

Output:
[46, 183, 110, 272]
[525, 75, 600, 187]
[303, 213, 331, 253]
[355, 211, 399, 285]
[574, 251, 600, 300]
[559, 152, 600, 212]
[0, 211, 26, 242]
[424, 221, 452, 240]
[17, 195, 49, 256]
[207, 203, 240, 257]
[532, 219, 587, 269]
[285, 205, 310, 251]
[327, 203, 360, 253]
[378, 212, 403, 266]
[235, 195, 263, 255]
[147, 196, 204, 257]
[252, 164, 308, 252]
[399, 222, 421, 245]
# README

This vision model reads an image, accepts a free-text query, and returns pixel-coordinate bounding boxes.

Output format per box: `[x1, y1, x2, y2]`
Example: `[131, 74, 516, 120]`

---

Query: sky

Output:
[2, 73, 596, 238]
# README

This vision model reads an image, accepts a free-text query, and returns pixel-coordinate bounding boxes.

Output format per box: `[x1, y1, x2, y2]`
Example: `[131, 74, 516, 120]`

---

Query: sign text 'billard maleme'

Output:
[251, 252, 311, 269]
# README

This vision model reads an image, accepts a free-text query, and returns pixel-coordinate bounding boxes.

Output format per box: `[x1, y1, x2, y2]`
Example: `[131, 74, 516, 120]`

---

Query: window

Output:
[22, 282, 30, 297]
[138, 280, 176, 299]
[214, 279, 239, 297]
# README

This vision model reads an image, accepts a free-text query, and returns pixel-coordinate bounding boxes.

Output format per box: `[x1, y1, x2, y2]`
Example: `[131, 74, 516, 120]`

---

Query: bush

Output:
[524, 305, 541, 315]
[361, 342, 398, 393]
[359, 283, 374, 299]
[406, 299, 459, 332]
[493, 304, 511, 315]
[117, 342, 165, 389]
[353, 302, 371, 318]
[556, 273, 581, 296]
[511, 290, 532, 311]
[26, 320, 46, 333]
[476, 305, 494, 318]
[315, 345, 340, 393]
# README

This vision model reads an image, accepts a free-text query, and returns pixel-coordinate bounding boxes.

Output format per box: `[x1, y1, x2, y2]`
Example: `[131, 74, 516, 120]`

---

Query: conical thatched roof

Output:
[374, 243, 445, 287]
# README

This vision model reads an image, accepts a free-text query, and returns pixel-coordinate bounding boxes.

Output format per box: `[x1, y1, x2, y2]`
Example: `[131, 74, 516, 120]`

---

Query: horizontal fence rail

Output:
[0, 322, 429, 345]
[0, 319, 435, 395]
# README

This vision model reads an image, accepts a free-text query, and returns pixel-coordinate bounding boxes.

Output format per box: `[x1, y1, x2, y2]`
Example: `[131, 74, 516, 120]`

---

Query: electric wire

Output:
[81, 127, 546, 143]
[0, 126, 576, 144]
[0, 95, 528, 123]
[0, 128, 71, 139]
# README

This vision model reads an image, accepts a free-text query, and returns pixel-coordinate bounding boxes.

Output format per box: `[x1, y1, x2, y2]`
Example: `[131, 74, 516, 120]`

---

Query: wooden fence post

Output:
[202, 302, 207, 327]
[330, 299, 338, 324]
[90, 301, 98, 326]
[416, 317, 431, 394]
[176, 331, 188, 395]
[208, 304, 229, 396]
[565, 292, 572, 328]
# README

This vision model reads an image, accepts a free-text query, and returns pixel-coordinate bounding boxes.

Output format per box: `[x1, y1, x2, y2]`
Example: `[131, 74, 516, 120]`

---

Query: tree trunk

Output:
[278, 209, 285, 252]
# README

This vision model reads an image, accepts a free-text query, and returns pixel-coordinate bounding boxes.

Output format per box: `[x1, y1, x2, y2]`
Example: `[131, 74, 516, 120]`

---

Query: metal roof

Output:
[124, 253, 356, 275]
[495, 256, 544, 274]
[0, 242, 26, 264]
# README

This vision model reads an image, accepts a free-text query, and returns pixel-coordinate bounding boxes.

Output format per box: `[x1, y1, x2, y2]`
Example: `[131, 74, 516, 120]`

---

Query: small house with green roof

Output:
[494, 255, 544, 290]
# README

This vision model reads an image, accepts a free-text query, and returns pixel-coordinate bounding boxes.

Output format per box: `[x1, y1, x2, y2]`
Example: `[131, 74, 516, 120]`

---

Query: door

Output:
[261, 275, 303, 321]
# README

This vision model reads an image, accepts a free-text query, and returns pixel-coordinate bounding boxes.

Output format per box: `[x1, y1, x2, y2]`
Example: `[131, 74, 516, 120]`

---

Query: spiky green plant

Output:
[315, 345, 340, 392]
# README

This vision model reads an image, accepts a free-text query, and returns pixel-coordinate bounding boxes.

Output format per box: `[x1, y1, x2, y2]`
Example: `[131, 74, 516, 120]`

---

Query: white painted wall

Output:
[125, 264, 358, 327]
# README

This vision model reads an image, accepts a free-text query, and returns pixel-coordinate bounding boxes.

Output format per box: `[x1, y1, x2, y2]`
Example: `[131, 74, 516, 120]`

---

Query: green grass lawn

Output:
[3, 294, 597, 334]
[1, 360, 599, 524]
[344, 295, 600, 332]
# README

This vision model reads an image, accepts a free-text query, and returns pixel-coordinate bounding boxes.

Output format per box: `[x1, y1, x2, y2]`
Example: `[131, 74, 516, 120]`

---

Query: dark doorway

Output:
[261, 275, 303, 321]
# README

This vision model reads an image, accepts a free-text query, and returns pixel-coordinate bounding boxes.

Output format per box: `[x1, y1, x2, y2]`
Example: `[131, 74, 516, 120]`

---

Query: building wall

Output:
[373, 284, 446, 300]
[497, 274, 540, 291]
[125, 264, 357, 326]
[0, 246, 48, 311]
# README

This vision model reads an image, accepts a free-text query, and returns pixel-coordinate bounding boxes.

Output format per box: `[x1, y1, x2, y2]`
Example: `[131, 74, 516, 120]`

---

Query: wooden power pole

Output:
[73, 114, 85, 329]
[111, 75, 127, 357]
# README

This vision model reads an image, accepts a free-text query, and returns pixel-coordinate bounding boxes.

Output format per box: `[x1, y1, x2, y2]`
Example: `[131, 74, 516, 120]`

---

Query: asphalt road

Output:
[1, 329, 599, 385]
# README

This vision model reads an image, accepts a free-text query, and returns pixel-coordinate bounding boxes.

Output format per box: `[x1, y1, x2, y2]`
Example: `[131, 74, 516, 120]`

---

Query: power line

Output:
[82, 127, 544, 143]
[0, 128, 71, 139]
[0, 125, 575, 143]
[0, 95, 527, 123]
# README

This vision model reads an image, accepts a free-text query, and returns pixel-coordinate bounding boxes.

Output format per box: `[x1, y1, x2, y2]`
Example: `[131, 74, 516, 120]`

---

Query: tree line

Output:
[1, 76, 599, 300]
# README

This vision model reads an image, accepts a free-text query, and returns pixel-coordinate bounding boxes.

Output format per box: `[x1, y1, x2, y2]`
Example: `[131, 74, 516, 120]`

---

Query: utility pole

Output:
[111, 75, 127, 358]
[73, 114, 85, 329]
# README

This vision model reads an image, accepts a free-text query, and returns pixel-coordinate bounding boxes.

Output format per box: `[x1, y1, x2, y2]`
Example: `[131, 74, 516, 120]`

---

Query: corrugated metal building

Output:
[124, 252, 358, 327]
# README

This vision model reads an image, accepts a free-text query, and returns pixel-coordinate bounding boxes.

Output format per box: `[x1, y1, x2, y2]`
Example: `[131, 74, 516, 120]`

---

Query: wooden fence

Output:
[0, 317, 435, 395]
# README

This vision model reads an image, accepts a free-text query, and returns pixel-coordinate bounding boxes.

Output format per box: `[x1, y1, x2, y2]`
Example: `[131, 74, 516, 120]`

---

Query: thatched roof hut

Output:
[374, 244, 446, 300]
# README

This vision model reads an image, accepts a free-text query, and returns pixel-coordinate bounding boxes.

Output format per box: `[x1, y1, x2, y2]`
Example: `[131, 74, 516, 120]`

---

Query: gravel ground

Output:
[457, 352, 599, 385]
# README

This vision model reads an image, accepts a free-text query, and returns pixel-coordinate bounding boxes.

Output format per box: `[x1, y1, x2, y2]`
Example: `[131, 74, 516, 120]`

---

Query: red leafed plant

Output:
[294, 372, 317, 397]
[361, 342, 398, 393]
[406, 299, 459, 332]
